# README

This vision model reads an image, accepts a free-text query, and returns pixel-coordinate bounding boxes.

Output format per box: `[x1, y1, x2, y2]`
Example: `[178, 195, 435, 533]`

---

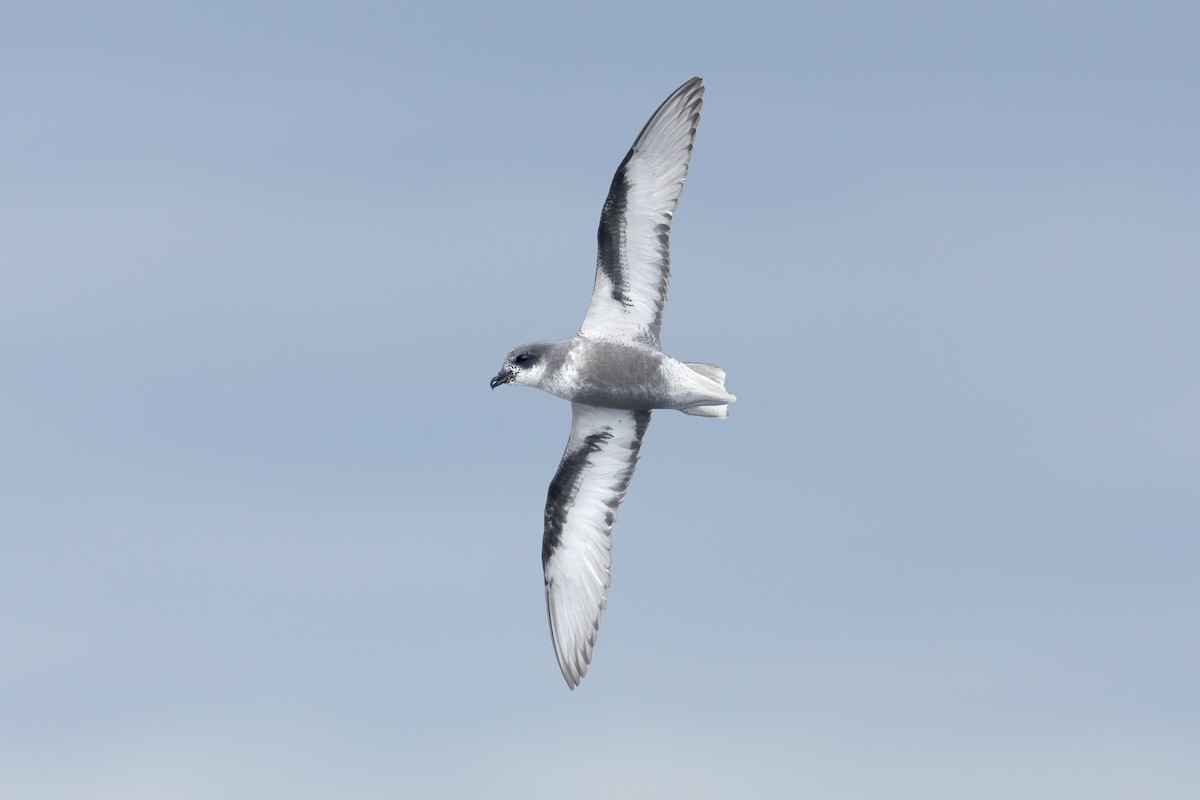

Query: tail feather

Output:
[681, 404, 729, 418]
[685, 362, 726, 384]
[681, 362, 733, 419]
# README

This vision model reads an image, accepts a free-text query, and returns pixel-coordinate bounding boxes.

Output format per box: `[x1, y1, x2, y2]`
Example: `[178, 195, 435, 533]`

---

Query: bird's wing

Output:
[579, 77, 704, 350]
[543, 403, 651, 688]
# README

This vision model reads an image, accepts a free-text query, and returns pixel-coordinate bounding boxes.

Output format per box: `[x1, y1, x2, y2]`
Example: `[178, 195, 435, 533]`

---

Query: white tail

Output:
[681, 403, 729, 418]
[684, 362, 726, 384]
[682, 362, 733, 418]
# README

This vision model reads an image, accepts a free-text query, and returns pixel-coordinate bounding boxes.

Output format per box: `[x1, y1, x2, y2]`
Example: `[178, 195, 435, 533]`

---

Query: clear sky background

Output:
[3, 1, 1197, 797]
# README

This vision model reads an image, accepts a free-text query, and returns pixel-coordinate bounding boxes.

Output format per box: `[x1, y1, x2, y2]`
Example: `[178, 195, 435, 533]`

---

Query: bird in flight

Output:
[490, 77, 735, 687]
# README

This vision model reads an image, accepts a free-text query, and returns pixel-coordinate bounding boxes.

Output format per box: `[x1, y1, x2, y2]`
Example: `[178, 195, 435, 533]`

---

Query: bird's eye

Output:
[514, 353, 532, 365]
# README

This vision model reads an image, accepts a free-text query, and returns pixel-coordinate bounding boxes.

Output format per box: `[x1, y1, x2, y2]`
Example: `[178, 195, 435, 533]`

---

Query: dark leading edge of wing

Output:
[580, 77, 705, 349]
[542, 404, 651, 688]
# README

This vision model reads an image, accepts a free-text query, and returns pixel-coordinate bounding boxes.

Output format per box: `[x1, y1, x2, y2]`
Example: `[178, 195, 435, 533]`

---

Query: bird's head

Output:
[490, 342, 553, 389]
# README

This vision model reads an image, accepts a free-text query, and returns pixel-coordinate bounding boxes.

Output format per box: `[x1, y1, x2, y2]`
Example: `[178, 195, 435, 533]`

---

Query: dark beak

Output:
[489, 370, 513, 390]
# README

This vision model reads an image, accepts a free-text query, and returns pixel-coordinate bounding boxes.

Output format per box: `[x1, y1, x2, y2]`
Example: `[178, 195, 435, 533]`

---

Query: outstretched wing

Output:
[542, 403, 651, 688]
[579, 77, 704, 349]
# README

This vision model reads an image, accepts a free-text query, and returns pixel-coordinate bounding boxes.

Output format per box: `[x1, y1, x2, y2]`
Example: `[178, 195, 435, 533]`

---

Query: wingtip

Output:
[656, 77, 705, 116]
[556, 643, 590, 689]
[677, 76, 705, 103]
[556, 655, 586, 689]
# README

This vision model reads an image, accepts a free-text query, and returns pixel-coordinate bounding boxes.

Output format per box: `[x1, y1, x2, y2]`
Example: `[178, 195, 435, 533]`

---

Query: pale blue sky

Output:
[2, 2, 1197, 798]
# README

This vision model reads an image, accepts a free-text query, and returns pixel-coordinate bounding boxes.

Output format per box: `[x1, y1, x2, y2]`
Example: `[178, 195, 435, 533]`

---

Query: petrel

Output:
[489, 77, 735, 688]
